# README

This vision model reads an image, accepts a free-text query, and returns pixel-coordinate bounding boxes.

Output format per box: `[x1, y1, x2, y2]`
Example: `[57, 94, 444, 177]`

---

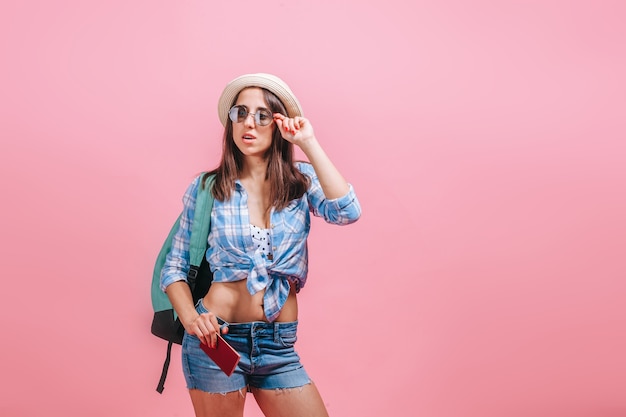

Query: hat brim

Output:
[217, 73, 303, 127]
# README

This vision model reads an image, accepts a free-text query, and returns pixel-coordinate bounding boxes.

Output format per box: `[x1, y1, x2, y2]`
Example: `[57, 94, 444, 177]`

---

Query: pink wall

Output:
[2, 1, 625, 416]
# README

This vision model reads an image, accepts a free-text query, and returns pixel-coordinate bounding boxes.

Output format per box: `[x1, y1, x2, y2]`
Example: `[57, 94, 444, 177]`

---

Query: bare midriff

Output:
[202, 279, 298, 323]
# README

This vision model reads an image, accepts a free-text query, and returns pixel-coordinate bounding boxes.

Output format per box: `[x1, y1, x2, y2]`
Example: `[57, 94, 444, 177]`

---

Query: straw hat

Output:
[217, 73, 303, 126]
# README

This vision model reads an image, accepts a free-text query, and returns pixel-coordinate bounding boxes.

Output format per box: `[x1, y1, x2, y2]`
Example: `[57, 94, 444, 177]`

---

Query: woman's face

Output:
[231, 87, 275, 159]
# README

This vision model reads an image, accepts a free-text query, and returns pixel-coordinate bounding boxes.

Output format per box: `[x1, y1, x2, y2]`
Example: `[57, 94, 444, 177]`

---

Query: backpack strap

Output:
[187, 174, 215, 290]
[156, 341, 174, 394]
[156, 174, 215, 394]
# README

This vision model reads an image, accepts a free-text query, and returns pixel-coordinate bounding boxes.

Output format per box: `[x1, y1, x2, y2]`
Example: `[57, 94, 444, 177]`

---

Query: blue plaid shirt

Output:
[161, 162, 361, 322]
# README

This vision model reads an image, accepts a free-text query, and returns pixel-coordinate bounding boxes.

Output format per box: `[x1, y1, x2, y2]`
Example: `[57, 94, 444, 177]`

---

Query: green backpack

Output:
[151, 174, 215, 393]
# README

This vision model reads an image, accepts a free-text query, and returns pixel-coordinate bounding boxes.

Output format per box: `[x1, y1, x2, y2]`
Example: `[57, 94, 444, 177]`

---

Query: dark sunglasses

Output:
[228, 105, 273, 126]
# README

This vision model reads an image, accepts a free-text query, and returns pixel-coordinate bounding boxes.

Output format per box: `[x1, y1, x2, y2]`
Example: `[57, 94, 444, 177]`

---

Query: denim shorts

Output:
[181, 299, 311, 393]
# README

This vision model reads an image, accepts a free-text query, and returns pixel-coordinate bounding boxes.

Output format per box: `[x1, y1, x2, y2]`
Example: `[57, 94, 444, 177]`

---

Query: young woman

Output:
[160, 73, 361, 417]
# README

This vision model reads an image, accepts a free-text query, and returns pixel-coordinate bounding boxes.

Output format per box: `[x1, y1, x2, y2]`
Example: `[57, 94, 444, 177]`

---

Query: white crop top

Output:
[250, 224, 273, 261]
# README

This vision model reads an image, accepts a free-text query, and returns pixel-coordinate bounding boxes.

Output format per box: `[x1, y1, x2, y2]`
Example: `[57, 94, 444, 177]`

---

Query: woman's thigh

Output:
[189, 388, 246, 417]
[251, 382, 329, 417]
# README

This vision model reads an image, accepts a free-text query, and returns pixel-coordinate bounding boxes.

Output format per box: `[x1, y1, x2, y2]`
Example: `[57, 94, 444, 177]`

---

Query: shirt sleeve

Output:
[297, 162, 362, 225]
[159, 176, 201, 292]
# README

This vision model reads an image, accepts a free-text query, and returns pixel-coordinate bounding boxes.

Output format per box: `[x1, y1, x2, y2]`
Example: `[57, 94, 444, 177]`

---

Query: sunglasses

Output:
[228, 105, 273, 126]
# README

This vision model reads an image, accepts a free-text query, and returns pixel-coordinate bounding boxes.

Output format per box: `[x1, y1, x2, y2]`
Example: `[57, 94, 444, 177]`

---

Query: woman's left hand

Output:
[273, 113, 315, 147]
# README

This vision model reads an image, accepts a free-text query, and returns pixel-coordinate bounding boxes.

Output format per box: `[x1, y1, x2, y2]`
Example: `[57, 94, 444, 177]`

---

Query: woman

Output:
[160, 73, 361, 417]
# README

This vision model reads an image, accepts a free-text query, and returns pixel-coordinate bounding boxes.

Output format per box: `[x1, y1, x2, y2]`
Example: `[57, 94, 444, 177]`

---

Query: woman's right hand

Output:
[183, 311, 228, 348]
[164, 282, 228, 348]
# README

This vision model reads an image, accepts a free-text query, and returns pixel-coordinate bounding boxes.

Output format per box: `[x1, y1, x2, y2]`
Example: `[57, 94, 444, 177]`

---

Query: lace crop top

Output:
[250, 224, 273, 261]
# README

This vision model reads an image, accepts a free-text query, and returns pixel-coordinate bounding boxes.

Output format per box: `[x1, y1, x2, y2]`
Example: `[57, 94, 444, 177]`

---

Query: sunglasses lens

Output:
[256, 110, 272, 126]
[228, 106, 245, 123]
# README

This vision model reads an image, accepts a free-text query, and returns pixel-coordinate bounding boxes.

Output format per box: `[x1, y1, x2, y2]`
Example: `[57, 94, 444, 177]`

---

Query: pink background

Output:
[2, 1, 625, 416]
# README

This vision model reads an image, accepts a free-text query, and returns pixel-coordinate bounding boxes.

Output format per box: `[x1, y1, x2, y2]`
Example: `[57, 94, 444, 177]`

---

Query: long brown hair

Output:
[202, 87, 310, 210]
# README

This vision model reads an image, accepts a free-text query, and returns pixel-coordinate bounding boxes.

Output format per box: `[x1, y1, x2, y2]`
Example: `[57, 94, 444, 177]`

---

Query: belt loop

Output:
[219, 320, 229, 332]
[274, 322, 280, 343]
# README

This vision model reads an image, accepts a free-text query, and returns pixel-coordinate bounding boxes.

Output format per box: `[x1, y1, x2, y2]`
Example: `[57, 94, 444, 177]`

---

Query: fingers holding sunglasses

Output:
[273, 113, 290, 134]
[288, 117, 302, 132]
[274, 113, 304, 137]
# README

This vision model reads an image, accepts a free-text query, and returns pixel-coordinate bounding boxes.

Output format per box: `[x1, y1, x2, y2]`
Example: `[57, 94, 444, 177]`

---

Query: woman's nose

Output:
[244, 113, 255, 128]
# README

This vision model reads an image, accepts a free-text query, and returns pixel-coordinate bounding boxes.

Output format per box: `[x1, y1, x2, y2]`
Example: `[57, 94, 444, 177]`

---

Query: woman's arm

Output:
[165, 282, 224, 348]
[165, 281, 198, 330]
[274, 114, 349, 199]
[160, 176, 224, 347]
[274, 113, 361, 224]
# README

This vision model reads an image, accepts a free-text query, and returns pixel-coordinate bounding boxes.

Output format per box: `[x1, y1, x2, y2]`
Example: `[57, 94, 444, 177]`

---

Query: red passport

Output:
[199, 335, 241, 376]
